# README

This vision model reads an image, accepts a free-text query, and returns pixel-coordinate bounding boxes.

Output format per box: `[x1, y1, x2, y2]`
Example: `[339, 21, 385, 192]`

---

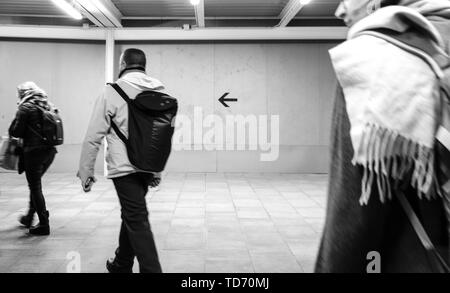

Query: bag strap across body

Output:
[107, 83, 130, 146]
[397, 191, 450, 273]
[27, 104, 52, 143]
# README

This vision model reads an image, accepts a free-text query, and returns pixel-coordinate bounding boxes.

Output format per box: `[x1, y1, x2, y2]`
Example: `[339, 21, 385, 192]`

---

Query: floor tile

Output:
[0, 172, 327, 273]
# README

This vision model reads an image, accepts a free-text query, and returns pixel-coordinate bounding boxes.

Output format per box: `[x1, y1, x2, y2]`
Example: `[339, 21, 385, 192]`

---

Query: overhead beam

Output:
[194, 0, 205, 28]
[277, 0, 307, 27]
[75, 0, 122, 28]
[0, 25, 348, 41]
[115, 27, 347, 41]
[0, 14, 337, 21]
[0, 25, 105, 40]
[97, 0, 122, 27]
[120, 16, 338, 20]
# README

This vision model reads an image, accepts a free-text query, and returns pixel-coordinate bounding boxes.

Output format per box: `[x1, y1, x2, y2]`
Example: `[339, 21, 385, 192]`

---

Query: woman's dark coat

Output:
[315, 17, 450, 273]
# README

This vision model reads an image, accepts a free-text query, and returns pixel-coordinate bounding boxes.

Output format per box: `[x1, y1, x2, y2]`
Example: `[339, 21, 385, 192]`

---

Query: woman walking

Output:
[9, 82, 57, 236]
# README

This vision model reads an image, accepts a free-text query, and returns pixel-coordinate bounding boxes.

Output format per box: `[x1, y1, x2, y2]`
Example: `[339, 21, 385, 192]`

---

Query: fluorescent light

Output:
[300, 0, 312, 5]
[52, 0, 83, 20]
[190, 0, 200, 6]
[75, 0, 97, 12]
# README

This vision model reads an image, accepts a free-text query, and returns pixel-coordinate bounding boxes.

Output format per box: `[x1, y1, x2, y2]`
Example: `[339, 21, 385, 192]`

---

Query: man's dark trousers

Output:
[112, 172, 162, 273]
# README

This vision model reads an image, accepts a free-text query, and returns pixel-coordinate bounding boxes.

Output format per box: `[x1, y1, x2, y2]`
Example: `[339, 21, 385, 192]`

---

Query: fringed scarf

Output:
[330, 3, 450, 205]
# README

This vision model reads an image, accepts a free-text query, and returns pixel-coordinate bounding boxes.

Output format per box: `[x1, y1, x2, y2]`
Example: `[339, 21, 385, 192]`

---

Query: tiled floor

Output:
[0, 172, 328, 273]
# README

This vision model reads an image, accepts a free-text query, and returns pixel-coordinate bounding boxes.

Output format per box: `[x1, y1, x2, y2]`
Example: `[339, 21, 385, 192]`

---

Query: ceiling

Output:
[0, 0, 342, 27]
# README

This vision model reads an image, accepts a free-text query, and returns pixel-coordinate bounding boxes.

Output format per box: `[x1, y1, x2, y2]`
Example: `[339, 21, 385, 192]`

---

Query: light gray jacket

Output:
[78, 71, 165, 183]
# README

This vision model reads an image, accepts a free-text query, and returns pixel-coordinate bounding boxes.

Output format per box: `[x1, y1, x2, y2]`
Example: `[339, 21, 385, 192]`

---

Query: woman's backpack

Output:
[29, 103, 64, 146]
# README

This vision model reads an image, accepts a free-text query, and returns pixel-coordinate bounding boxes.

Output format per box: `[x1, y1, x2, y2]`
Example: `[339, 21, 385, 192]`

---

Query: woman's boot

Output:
[29, 210, 50, 236]
[19, 206, 35, 228]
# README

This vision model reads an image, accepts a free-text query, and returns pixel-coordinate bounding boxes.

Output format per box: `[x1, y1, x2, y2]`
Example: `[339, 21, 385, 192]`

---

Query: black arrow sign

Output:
[218, 93, 238, 108]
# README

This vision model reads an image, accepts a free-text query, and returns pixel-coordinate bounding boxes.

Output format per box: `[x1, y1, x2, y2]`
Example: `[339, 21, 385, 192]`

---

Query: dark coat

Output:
[315, 15, 450, 272]
[8, 95, 55, 174]
[314, 87, 448, 273]
[9, 95, 51, 151]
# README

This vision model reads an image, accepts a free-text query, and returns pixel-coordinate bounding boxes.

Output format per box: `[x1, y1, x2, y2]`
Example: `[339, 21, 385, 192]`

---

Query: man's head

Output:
[119, 48, 147, 77]
[335, 0, 400, 27]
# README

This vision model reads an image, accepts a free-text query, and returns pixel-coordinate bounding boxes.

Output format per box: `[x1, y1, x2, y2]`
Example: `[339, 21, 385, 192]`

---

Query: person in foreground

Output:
[315, 0, 450, 272]
[78, 48, 164, 273]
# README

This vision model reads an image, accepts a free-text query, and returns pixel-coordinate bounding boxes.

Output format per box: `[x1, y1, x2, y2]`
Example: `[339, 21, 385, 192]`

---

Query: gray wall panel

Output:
[0, 41, 338, 173]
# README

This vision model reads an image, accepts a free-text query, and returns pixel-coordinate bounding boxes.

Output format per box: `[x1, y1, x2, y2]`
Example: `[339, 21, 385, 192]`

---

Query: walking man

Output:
[78, 48, 167, 273]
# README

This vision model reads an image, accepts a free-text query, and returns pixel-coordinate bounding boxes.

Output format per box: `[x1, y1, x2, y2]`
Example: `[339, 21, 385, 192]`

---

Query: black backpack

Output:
[29, 102, 64, 146]
[108, 83, 178, 172]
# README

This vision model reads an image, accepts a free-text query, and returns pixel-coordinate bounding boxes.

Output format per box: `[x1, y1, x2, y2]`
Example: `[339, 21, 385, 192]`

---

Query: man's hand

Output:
[83, 177, 96, 193]
[76, 171, 96, 193]
[149, 177, 161, 188]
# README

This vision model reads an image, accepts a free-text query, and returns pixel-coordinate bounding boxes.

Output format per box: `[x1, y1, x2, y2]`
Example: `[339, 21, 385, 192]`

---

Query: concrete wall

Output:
[0, 40, 338, 173]
[0, 40, 106, 173]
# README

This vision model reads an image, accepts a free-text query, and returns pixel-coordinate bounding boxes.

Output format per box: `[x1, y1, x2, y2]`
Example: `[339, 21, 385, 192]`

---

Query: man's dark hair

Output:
[381, 0, 401, 7]
[122, 48, 146, 69]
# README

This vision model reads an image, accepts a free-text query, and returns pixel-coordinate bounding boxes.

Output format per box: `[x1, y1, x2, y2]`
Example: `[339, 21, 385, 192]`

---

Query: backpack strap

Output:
[25, 103, 48, 144]
[108, 83, 131, 103]
[27, 125, 46, 142]
[109, 117, 128, 145]
[397, 191, 450, 273]
[107, 83, 131, 145]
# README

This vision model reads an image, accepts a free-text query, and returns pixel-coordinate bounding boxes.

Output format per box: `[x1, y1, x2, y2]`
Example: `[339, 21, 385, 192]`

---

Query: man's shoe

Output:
[106, 258, 133, 273]
[19, 215, 34, 228]
[29, 223, 50, 236]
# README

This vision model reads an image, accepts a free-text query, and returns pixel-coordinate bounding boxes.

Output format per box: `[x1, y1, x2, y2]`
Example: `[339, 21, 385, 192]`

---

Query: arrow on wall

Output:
[218, 93, 238, 108]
